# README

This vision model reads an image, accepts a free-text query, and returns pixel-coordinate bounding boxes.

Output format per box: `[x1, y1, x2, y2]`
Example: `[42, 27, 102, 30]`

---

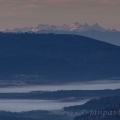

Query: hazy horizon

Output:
[0, 0, 120, 31]
[0, 22, 119, 31]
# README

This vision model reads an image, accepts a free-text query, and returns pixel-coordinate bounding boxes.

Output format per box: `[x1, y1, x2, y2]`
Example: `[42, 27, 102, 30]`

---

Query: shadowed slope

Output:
[0, 33, 120, 81]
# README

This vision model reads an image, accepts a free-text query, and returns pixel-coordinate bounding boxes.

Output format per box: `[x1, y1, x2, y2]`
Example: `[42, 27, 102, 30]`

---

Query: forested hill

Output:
[73, 96, 120, 120]
[64, 95, 120, 112]
[0, 33, 120, 81]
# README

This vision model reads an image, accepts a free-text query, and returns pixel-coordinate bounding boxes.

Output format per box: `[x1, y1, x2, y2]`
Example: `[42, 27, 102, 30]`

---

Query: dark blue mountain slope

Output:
[0, 33, 120, 81]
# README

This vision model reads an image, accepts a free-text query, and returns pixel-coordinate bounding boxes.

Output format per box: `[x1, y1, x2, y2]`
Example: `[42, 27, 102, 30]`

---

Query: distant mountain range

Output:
[0, 33, 120, 81]
[2, 22, 117, 33]
[2, 22, 120, 46]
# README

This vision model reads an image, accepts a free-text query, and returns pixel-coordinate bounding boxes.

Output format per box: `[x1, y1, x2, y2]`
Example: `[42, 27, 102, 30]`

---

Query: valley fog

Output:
[0, 99, 89, 112]
[0, 80, 120, 93]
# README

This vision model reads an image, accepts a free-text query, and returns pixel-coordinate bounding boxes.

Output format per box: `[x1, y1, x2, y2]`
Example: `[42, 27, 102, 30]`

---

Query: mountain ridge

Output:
[2, 22, 117, 33]
[2, 23, 120, 46]
[0, 33, 120, 81]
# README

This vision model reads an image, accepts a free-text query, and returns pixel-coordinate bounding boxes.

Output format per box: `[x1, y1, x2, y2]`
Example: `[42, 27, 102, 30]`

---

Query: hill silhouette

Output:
[0, 33, 120, 81]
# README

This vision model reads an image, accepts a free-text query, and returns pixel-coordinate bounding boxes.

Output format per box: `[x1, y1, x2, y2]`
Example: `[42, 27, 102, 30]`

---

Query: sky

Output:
[0, 0, 120, 31]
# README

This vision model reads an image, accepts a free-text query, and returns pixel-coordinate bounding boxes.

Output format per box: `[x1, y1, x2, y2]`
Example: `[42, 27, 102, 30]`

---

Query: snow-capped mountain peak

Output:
[2, 22, 117, 33]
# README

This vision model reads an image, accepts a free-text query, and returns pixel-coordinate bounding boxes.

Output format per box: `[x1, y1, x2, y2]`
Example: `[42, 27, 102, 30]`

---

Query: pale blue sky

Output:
[0, 0, 120, 30]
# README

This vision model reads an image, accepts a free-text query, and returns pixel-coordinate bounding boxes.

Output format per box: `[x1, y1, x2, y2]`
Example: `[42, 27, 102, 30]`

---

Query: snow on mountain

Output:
[2, 22, 117, 33]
